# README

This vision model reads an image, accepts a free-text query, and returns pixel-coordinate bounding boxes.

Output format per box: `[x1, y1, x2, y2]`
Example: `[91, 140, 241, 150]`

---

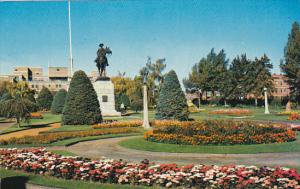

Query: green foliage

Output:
[62, 70, 102, 125]
[281, 22, 300, 104]
[130, 97, 143, 112]
[115, 93, 130, 111]
[37, 87, 53, 110]
[155, 70, 189, 120]
[183, 49, 229, 100]
[0, 92, 12, 102]
[0, 81, 36, 127]
[51, 89, 67, 114]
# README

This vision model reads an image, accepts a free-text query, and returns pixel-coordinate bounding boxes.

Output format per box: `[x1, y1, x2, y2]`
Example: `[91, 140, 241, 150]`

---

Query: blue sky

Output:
[0, 0, 300, 81]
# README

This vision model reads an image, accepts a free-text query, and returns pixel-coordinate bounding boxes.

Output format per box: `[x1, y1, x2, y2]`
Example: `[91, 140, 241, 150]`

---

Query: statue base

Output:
[93, 79, 121, 117]
[95, 76, 110, 81]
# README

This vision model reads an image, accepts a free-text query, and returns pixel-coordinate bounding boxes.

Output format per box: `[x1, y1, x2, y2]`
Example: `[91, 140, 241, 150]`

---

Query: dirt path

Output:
[48, 136, 300, 167]
[0, 123, 60, 140]
[0, 121, 15, 132]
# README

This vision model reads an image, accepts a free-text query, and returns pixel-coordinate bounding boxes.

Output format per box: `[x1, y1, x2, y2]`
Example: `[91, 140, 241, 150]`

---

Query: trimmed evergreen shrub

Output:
[62, 70, 102, 125]
[51, 89, 67, 114]
[155, 70, 189, 120]
[36, 87, 53, 110]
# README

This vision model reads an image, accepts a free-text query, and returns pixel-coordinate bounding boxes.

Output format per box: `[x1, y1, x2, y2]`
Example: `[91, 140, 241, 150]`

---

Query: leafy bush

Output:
[37, 87, 53, 110]
[62, 70, 102, 125]
[155, 70, 189, 121]
[130, 98, 143, 112]
[145, 120, 296, 145]
[51, 89, 67, 114]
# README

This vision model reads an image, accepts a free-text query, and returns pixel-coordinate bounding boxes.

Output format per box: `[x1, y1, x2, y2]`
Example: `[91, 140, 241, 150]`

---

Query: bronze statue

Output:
[94, 43, 112, 78]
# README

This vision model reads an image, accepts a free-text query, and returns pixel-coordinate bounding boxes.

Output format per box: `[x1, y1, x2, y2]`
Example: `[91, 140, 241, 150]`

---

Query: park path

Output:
[0, 123, 60, 140]
[48, 136, 300, 167]
[0, 121, 15, 132]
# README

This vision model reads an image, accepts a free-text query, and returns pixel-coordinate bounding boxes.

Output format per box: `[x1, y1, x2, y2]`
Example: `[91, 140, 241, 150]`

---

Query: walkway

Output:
[0, 121, 14, 133]
[0, 123, 60, 140]
[48, 136, 300, 167]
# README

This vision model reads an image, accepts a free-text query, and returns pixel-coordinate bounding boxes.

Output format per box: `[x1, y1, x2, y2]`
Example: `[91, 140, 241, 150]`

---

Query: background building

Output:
[0, 67, 100, 93]
[272, 74, 290, 97]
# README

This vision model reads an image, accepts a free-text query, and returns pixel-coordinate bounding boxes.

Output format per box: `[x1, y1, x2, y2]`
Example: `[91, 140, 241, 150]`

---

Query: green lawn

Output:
[119, 132, 300, 154]
[105, 106, 300, 123]
[49, 150, 77, 156]
[0, 113, 61, 135]
[0, 168, 158, 189]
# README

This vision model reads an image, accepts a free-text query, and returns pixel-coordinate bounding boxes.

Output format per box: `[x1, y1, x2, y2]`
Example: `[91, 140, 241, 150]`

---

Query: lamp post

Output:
[264, 87, 270, 114]
[142, 71, 151, 129]
[198, 89, 202, 109]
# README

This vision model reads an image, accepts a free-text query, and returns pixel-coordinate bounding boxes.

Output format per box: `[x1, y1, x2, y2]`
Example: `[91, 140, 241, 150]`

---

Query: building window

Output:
[57, 69, 60, 71]
[48, 84, 51, 88]
[59, 84, 61, 88]
[102, 95, 108, 102]
[31, 85, 34, 88]
[15, 69, 18, 71]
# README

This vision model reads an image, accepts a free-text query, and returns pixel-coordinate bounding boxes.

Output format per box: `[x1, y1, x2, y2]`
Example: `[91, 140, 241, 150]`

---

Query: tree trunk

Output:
[224, 99, 227, 107]
[286, 100, 292, 112]
[17, 117, 20, 128]
[255, 98, 258, 107]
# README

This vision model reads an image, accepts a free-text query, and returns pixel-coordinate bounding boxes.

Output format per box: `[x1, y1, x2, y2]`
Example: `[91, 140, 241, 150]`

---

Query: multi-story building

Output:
[272, 74, 290, 97]
[0, 66, 101, 93]
[1, 66, 70, 92]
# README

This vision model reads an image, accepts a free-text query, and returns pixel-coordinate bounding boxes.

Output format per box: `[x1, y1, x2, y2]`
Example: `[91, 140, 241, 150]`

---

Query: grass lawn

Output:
[49, 150, 77, 156]
[0, 113, 61, 135]
[105, 106, 300, 123]
[0, 168, 158, 189]
[119, 132, 300, 154]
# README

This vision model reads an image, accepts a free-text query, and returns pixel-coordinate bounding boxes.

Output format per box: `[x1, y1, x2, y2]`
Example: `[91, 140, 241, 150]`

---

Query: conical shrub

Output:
[155, 70, 189, 121]
[62, 70, 102, 125]
[37, 86, 53, 110]
[51, 89, 67, 114]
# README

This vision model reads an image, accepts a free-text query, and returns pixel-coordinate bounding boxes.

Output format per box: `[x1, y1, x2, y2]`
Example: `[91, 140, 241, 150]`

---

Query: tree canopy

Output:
[281, 21, 300, 104]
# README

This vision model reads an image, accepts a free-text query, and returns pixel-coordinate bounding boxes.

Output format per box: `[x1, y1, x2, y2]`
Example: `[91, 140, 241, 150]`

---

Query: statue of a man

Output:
[94, 43, 112, 78]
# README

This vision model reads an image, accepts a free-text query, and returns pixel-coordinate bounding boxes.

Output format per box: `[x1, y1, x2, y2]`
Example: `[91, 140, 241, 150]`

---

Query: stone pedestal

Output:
[93, 80, 121, 117]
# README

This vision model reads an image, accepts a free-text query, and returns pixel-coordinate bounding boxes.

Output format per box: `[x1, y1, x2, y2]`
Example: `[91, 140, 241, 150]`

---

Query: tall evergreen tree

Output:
[248, 54, 273, 106]
[62, 70, 102, 125]
[51, 89, 67, 114]
[156, 70, 189, 121]
[37, 87, 53, 110]
[183, 49, 228, 100]
[229, 54, 252, 99]
[280, 22, 300, 104]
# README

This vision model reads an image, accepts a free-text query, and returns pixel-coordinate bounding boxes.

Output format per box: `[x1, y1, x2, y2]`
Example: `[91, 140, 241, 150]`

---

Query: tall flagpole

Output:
[68, 0, 73, 78]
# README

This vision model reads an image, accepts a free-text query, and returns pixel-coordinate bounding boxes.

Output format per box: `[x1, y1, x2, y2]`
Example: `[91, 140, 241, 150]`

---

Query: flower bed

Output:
[93, 120, 142, 129]
[210, 109, 252, 116]
[145, 120, 296, 145]
[289, 113, 300, 121]
[0, 128, 138, 145]
[30, 112, 43, 119]
[0, 148, 299, 188]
